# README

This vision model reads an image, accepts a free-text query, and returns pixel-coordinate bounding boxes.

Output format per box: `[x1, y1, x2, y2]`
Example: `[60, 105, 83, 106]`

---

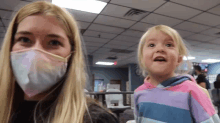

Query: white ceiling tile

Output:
[174, 21, 210, 33]
[0, 10, 13, 19]
[183, 39, 202, 46]
[0, 27, 5, 33]
[86, 46, 99, 50]
[87, 49, 96, 53]
[95, 47, 111, 52]
[14, 1, 32, 11]
[114, 35, 140, 43]
[100, 4, 150, 21]
[127, 45, 138, 51]
[196, 43, 219, 49]
[99, 0, 110, 2]
[102, 44, 120, 48]
[88, 24, 125, 34]
[0, 33, 5, 38]
[2, 19, 10, 27]
[141, 13, 183, 27]
[0, 21, 3, 26]
[208, 5, 220, 16]
[154, 2, 202, 20]
[110, 0, 166, 12]
[176, 29, 195, 38]
[130, 22, 154, 31]
[67, 9, 97, 22]
[84, 42, 104, 47]
[103, 44, 128, 49]
[186, 34, 216, 42]
[83, 30, 117, 39]
[121, 29, 144, 38]
[189, 13, 220, 26]
[94, 50, 110, 54]
[0, 0, 20, 10]
[200, 28, 220, 37]
[107, 40, 136, 47]
[77, 21, 90, 29]
[170, 0, 220, 10]
[94, 15, 136, 28]
[83, 36, 109, 43]
[209, 38, 220, 45]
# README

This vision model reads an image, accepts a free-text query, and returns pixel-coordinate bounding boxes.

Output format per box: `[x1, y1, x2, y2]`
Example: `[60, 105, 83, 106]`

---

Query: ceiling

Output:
[0, 0, 220, 67]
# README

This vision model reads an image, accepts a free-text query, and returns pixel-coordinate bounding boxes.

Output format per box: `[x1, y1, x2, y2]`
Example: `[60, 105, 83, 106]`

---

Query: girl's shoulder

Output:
[84, 99, 119, 123]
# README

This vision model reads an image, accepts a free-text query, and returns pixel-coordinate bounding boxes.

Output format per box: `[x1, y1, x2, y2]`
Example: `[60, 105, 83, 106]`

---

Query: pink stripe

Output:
[135, 81, 156, 92]
[135, 84, 147, 92]
[167, 80, 216, 116]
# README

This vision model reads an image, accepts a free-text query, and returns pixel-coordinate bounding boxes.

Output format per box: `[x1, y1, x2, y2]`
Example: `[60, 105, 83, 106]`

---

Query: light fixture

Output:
[52, 0, 107, 14]
[96, 61, 114, 65]
[201, 59, 220, 63]
[183, 56, 195, 60]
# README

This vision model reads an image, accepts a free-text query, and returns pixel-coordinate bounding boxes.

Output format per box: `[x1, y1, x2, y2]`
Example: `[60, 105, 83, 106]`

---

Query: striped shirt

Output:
[134, 75, 220, 123]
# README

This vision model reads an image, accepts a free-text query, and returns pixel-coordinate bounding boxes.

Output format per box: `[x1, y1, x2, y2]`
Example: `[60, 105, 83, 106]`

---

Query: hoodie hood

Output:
[160, 74, 196, 87]
[144, 74, 197, 88]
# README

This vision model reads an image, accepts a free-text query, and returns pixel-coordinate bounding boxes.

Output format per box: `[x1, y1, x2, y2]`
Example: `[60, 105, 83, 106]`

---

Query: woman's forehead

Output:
[17, 15, 67, 36]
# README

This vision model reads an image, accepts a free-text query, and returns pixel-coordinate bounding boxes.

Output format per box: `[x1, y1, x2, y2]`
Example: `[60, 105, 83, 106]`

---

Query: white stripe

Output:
[137, 117, 166, 123]
[201, 114, 220, 123]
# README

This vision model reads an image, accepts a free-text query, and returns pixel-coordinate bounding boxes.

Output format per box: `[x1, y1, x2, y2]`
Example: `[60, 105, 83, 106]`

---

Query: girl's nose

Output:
[156, 44, 165, 53]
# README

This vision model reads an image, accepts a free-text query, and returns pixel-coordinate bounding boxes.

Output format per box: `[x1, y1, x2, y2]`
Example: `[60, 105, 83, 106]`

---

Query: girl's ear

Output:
[177, 55, 183, 66]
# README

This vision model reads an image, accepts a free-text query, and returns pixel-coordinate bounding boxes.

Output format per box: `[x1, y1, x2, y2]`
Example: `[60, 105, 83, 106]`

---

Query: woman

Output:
[0, 1, 118, 123]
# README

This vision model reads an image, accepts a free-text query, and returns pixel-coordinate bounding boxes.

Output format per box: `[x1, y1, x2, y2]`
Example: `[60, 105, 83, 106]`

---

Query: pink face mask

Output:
[10, 48, 71, 97]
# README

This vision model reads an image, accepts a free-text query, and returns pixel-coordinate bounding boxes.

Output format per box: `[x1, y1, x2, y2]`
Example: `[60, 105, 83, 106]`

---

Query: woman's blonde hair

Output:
[137, 25, 192, 77]
[0, 1, 90, 123]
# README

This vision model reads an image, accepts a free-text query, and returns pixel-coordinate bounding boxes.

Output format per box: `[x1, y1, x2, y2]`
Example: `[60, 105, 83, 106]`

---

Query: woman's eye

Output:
[166, 43, 173, 47]
[17, 37, 31, 43]
[49, 40, 62, 46]
[148, 44, 155, 47]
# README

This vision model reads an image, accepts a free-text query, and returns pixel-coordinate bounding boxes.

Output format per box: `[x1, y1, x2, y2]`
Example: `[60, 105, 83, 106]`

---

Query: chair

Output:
[105, 89, 131, 119]
[84, 89, 91, 97]
[126, 120, 136, 123]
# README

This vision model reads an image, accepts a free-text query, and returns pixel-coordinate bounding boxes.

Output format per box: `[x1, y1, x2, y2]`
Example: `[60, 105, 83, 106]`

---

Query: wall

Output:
[128, 64, 144, 91]
[207, 62, 220, 90]
[207, 62, 220, 75]
[90, 67, 129, 91]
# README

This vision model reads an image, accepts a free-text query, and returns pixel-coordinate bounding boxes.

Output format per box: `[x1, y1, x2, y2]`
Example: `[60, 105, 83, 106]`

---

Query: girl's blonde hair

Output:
[0, 1, 90, 123]
[137, 25, 192, 77]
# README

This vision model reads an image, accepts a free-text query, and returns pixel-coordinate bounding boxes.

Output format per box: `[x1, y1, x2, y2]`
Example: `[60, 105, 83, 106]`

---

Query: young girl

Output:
[0, 1, 118, 123]
[134, 25, 220, 123]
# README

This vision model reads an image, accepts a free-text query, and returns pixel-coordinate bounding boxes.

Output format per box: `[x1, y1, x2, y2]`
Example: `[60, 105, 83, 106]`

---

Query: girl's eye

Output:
[148, 44, 155, 47]
[17, 37, 31, 43]
[166, 43, 173, 47]
[49, 40, 62, 46]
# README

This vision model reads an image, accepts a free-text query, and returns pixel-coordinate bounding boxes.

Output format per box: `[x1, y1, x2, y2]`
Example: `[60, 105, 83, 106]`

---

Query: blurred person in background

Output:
[194, 65, 210, 90]
[212, 74, 220, 116]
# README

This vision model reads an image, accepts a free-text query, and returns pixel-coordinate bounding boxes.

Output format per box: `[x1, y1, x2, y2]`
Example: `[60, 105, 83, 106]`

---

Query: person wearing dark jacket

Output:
[212, 74, 220, 116]
[194, 65, 210, 89]
[0, 1, 118, 123]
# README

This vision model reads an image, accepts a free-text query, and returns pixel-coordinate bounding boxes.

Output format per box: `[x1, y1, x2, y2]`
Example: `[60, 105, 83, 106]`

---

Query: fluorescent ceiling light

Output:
[96, 61, 114, 65]
[183, 56, 195, 60]
[201, 59, 220, 63]
[52, 0, 107, 14]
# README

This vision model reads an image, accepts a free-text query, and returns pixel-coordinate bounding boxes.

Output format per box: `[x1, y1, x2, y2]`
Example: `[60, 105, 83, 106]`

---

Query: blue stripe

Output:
[161, 76, 190, 87]
[137, 102, 192, 123]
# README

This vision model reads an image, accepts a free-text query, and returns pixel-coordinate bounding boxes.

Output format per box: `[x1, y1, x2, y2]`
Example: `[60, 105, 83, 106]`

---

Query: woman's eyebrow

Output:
[15, 31, 33, 35]
[15, 32, 65, 40]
